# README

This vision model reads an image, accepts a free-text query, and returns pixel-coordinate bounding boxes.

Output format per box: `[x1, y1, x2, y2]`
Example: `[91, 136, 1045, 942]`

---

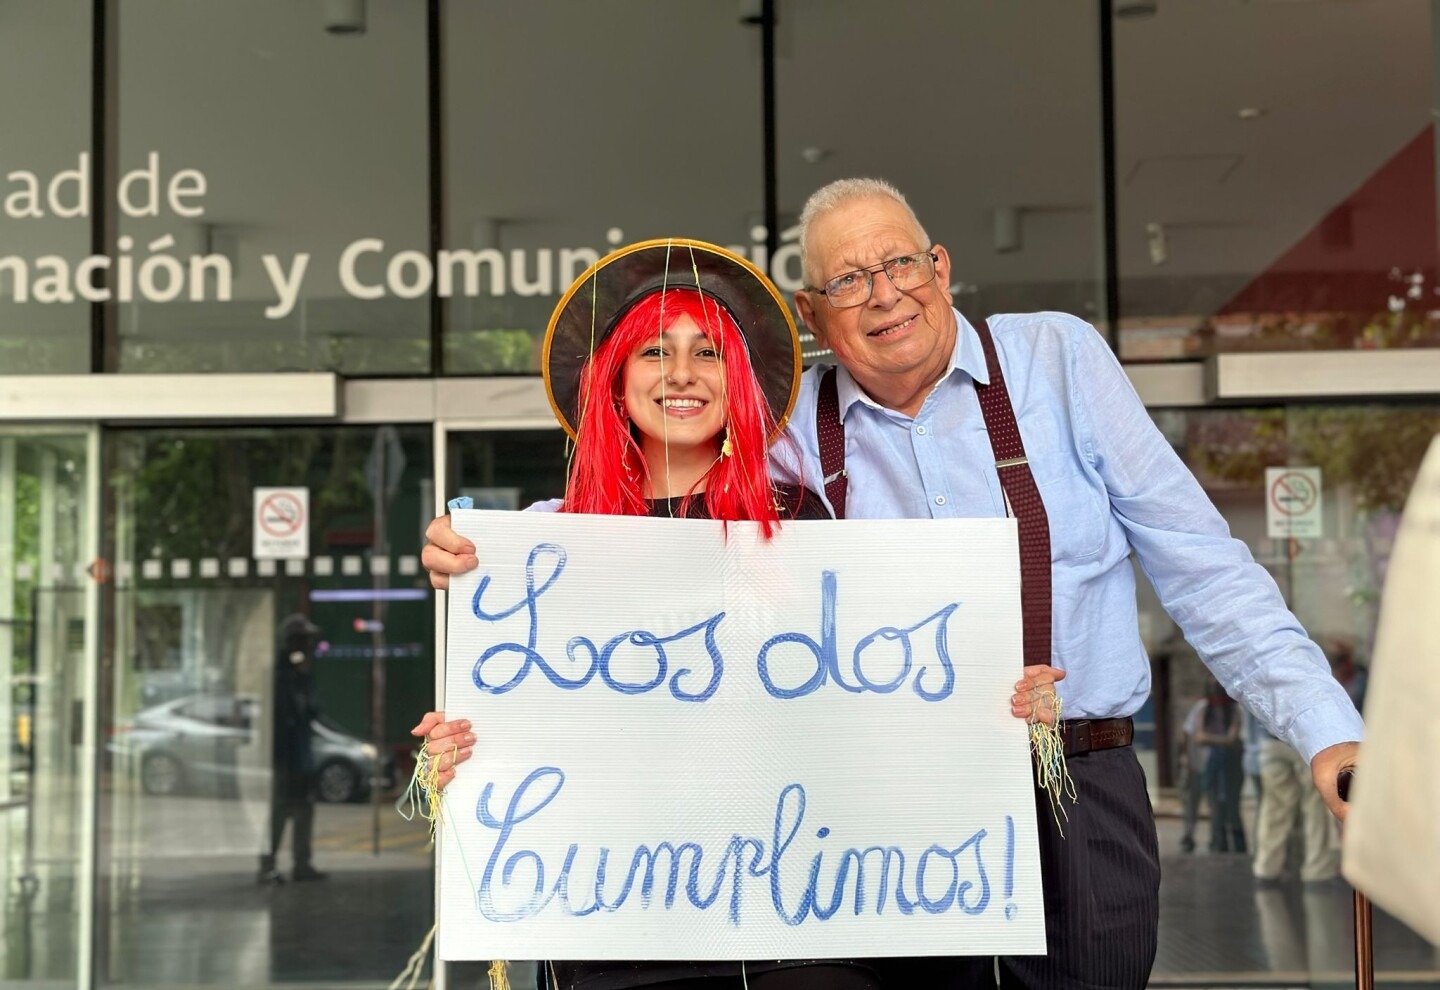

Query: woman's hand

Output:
[410, 710, 475, 790]
[421, 514, 479, 591]
[1011, 665, 1067, 727]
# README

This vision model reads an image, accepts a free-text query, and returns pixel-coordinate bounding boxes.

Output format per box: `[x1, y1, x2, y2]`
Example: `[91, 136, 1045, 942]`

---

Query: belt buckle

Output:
[1068, 719, 1092, 756]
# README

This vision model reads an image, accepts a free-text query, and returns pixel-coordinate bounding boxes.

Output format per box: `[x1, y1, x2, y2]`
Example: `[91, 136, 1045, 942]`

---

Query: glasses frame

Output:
[808, 250, 940, 309]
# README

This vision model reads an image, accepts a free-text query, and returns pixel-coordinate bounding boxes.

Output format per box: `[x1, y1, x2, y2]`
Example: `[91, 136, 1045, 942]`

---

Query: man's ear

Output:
[795, 290, 828, 349]
[932, 244, 954, 303]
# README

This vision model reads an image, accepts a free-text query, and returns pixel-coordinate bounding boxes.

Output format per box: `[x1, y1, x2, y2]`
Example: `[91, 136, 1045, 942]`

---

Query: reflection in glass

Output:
[1142, 404, 1440, 986]
[446, 429, 569, 512]
[1116, 1, 1439, 357]
[102, 426, 437, 985]
[113, 1, 429, 373]
[777, 1, 1103, 348]
[443, 0, 765, 374]
[1, 434, 91, 984]
[0, 4, 92, 372]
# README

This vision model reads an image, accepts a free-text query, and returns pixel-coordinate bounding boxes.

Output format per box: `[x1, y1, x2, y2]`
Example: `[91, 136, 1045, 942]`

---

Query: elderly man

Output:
[419, 178, 1362, 989]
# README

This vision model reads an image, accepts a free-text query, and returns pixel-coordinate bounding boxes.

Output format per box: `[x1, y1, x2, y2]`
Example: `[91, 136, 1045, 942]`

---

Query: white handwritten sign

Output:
[439, 511, 1046, 961]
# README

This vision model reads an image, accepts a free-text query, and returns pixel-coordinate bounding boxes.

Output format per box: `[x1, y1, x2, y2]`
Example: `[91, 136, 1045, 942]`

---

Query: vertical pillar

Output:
[29, 446, 71, 972]
[0, 437, 17, 880]
[1097, 0, 1121, 350]
[432, 420, 449, 990]
[78, 428, 101, 990]
[1432, 2, 1440, 272]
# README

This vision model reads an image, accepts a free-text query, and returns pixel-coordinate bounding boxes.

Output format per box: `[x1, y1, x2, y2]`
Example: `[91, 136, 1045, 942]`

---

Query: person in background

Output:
[1196, 680, 1246, 854]
[1328, 637, 1367, 713]
[1241, 705, 1266, 838]
[1251, 722, 1340, 885]
[259, 613, 326, 884]
[1177, 695, 1208, 854]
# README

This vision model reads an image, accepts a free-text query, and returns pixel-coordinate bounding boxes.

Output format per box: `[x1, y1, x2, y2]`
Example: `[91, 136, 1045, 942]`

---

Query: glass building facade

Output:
[2, 1, 1438, 987]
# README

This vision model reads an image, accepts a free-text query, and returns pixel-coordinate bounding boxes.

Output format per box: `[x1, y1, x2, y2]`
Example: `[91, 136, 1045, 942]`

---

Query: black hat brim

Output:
[542, 238, 801, 440]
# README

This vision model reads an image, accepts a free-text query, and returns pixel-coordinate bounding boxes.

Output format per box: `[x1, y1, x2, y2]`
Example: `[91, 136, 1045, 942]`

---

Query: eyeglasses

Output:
[809, 251, 939, 308]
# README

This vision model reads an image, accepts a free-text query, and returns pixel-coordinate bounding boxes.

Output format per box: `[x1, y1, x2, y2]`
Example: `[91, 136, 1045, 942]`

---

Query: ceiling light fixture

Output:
[1115, 1, 1159, 19]
[322, 0, 366, 36]
[1146, 222, 1169, 266]
[1237, 107, 1268, 120]
[993, 207, 1022, 254]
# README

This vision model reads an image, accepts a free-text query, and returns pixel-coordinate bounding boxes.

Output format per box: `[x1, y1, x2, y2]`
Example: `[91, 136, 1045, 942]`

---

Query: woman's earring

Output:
[720, 427, 734, 458]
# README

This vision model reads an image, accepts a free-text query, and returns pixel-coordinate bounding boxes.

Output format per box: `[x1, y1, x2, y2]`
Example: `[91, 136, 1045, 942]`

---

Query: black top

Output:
[550, 483, 839, 990]
[645, 483, 830, 521]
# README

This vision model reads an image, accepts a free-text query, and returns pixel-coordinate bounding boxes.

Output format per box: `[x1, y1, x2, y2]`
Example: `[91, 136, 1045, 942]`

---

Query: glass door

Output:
[98, 424, 437, 989]
[1, 427, 101, 990]
[432, 420, 568, 990]
[1138, 405, 1440, 988]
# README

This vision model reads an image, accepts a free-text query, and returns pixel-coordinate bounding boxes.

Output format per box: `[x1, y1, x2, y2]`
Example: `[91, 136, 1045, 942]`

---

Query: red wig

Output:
[561, 287, 783, 535]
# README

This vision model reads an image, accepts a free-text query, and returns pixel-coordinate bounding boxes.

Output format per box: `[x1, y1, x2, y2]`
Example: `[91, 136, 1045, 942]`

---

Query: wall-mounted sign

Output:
[1265, 467, 1323, 539]
[253, 486, 309, 559]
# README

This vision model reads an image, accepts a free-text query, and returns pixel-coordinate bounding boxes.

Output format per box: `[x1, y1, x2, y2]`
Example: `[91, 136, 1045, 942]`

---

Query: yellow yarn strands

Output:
[658, 241, 673, 511]
[389, 751, 443, 990]
[487, 959, 513, 990]
[1028, 690, 1077, 835]
[395, 740, 504, 987]
[688, 245, 732, 467]
[395, 738, 451, 843]
[396, 740, 483, 890]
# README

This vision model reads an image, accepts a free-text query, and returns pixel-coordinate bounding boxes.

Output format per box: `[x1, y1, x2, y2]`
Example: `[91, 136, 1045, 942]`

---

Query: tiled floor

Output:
[4, 803, 1438, 988]
[1150, 815, 1439, 988]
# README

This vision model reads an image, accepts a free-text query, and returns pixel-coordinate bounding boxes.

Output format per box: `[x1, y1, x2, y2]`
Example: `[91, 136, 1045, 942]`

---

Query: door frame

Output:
[0, 423, 101, 990]
[430, 415, 559, 990]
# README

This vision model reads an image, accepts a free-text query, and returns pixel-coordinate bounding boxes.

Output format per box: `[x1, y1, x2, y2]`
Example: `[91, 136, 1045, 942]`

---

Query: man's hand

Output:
[421, 514, 479, 590]
[410, 711, 475, 791]
[1311, 740, 1360, 820]
[1012, 665, 1067, 727]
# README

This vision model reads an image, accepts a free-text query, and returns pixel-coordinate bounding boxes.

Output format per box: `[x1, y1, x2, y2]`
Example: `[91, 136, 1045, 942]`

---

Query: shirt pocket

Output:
[1031, 459, 1109, 561]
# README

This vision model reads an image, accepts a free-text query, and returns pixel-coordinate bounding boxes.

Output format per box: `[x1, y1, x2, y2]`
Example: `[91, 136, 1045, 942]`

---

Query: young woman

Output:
[415, 239, 1063, 989]
[420, 241, 869, 990]
[539, 243, 823, 529]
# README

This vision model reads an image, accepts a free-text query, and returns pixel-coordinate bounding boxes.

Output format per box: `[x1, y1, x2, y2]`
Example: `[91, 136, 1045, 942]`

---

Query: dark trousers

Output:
[1179, 759, 1203, 846]
[593, 966, 881, 990]
[265, 776, 315, 870]
[870, 746, 1161, 989]
[1203, 746, 1246, 853]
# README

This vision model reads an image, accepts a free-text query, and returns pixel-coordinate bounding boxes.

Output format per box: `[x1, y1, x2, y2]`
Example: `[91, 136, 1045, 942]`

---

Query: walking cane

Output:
[1337, 767, 1374, 990]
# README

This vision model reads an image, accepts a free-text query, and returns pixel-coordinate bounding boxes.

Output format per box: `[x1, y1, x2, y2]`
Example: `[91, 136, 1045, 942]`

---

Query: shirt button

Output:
[934, 495, 947, 506]
[915, 425, 927, 436]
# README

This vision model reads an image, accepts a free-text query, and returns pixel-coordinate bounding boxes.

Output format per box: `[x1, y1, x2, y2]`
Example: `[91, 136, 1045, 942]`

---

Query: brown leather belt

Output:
[1060, 716, 1134, 757]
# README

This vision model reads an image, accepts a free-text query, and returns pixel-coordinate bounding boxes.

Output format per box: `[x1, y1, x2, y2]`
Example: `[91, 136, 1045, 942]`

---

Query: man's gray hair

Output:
[797, 178, 930, 286]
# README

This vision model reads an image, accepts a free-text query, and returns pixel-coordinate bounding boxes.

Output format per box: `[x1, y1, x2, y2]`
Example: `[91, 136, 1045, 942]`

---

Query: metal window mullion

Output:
[1097, 0, 1121, 352]
[431, 417, 449, 990]
[77, 426, 101, 990]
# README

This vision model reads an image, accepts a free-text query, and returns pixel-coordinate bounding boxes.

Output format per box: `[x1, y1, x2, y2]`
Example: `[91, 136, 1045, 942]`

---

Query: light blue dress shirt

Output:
[770, 309, 1363, 763]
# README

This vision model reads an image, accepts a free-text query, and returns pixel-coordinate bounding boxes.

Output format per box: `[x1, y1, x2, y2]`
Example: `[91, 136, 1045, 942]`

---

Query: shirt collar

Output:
[832, 309, 991, 421]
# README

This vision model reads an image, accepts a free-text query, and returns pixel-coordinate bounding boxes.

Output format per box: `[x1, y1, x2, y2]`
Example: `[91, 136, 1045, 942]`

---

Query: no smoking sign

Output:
[253, 486, 310, 559]
[1265, 468, 1323, 539]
